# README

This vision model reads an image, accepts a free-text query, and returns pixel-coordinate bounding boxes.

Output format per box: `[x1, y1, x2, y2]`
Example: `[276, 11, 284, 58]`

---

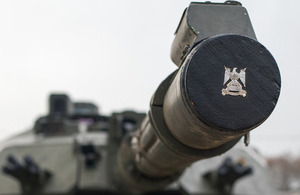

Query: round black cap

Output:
[182, 34, 281, 131]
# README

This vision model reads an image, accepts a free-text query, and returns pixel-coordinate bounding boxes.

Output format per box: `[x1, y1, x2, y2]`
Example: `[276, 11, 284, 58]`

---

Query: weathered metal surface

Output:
[171, 2, 256, 66]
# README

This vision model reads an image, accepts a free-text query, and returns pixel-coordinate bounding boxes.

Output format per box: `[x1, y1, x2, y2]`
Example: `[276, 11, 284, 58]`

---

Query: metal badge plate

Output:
[222, 67, 247, 97]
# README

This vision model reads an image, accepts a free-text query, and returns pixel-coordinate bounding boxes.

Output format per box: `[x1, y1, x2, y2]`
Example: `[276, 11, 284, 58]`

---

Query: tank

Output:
[0, 1, 281, 195]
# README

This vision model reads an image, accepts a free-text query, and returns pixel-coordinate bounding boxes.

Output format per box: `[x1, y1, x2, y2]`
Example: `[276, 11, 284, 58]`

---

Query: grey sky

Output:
[0, 0, 298, 156]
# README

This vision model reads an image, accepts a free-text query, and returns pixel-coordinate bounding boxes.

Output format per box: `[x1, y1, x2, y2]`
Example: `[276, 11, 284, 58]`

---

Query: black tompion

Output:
[183, 34, 281, 131]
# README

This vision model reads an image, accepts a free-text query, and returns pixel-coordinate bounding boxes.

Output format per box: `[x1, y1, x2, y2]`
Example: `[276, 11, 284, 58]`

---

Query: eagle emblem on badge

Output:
[222, 67, 247, 97]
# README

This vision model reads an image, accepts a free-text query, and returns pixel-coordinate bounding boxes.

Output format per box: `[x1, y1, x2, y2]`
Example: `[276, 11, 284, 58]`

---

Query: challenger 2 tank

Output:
[0, 1, 281, 195]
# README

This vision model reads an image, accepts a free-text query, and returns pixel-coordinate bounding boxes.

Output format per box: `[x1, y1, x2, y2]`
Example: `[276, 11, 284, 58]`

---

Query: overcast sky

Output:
[0, 0, 298, 157]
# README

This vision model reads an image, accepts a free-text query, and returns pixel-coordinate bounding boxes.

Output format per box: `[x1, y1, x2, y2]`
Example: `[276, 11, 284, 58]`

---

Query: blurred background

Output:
[0, 0, 298, 193]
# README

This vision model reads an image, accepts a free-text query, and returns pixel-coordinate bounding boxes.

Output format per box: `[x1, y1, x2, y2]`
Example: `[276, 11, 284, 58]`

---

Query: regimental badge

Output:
[222, 67, 247, 97]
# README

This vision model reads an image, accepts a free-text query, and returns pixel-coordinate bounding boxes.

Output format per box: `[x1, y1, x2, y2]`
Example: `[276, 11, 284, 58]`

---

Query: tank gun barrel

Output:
[132, 35, 280, 178]
[118, 2, 281, 192]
